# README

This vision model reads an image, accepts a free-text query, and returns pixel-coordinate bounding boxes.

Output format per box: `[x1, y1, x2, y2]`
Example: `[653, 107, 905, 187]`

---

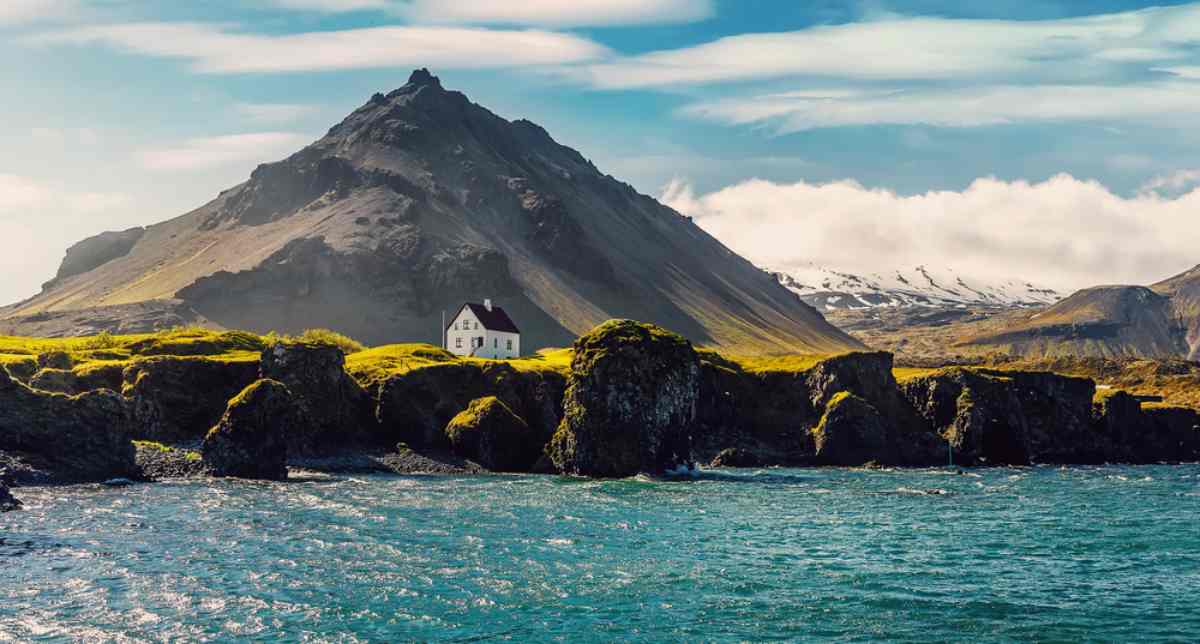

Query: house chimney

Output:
[484, 298, 493, 312]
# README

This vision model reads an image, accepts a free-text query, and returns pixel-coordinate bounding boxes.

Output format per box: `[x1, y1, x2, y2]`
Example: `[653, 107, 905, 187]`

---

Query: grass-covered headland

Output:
[0, 321, 1197, 492]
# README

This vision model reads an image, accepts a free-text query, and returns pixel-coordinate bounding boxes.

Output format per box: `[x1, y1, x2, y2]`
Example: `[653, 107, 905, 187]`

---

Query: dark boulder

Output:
[202, 379, 297, 480]
[709, 447, 762, 468]
[0, 368, 137, 482]
[260, 342, 376, 453]
[123, 356, 260, 442]
[37, 351, 73, 371]
[1142, 406, 1200, 461]
[548, 320, 700, 477]
[444, 396, 538, 471]
[811, 392, 890, 466]
[0, 469, 20, 512]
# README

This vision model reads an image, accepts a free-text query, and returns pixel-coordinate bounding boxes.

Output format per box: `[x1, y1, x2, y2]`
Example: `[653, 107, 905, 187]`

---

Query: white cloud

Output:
[680, 81, 1200, 131]
[0, 173, 130, 217]
[395, 0, 713, 27]
[0, 0, 76, 26]
[235, 103, 319, 124]
[137, 132, 308, 171]
[1139, 168, 1200, 197]
[661, 174, 1200, 291]
[569, 4, 1200, 88]
[30, 22, 609, 73]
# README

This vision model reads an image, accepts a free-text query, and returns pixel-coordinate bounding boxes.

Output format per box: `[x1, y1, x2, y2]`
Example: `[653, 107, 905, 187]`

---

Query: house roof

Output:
[448, 302, 520, 333]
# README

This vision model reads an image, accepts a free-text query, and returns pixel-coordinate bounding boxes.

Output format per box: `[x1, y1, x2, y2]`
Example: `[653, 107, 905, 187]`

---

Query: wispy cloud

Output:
[662, 174, 1200, 291]
[1139, 168, 1200, 197]
[680, 82, 1200, 132]
[0, 0, 76, 26]
[31, 22, 610, 73]
[136, 132, 308, 171]
[0, 173, 129, 217]
[266, 0, 712, 26]
[572, 5, 1200, 88]
[394, 0, 713, 27]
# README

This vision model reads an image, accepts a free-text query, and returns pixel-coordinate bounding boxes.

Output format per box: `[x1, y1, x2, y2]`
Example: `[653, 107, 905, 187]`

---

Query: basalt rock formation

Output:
[0, 367, 138, 482]
[202, 379, 296, 480]
[5, 69, 859, 356]
[123, 357, 261, 443]
[260, 342, 376, 453]
[444, 396, 538, 472]
[548, 320, 701, 477]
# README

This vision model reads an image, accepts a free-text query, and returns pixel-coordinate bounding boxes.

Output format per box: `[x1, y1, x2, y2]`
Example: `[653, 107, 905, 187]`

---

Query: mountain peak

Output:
[407, 68, 441, 88]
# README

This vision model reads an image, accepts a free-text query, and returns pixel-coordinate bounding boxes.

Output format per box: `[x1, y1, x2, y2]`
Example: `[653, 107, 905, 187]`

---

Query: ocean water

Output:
[2, 466, 1198, 642]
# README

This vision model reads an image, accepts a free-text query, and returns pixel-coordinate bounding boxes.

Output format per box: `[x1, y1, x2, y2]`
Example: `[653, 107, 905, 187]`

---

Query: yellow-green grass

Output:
[133, 440, 202, 461]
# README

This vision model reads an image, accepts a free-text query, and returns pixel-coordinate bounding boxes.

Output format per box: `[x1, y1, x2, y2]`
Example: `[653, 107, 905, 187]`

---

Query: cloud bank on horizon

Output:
[661, 174, 1200, 292]
[4, 0, 1200, 304]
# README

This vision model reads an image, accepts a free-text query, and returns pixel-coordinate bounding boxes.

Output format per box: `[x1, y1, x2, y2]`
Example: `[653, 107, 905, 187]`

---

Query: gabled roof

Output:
[447, 302, 520, 333]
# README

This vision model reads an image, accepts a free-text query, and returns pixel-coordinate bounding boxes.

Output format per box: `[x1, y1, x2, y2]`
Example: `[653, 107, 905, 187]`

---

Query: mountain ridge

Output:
[2, 69, 861, 355]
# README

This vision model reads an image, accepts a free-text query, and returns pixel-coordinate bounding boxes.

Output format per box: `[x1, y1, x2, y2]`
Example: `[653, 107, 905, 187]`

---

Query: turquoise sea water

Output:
[2, 466, 1198, 642]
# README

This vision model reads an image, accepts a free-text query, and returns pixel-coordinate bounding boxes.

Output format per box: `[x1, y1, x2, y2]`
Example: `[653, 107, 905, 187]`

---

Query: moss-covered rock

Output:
[548, 320, 700, 477]
[122, 356, 260, 443]
[37, 350, 73, 371]
[444, 396, 538, 471]
[28, 362, 126, 396]
[0, 367, 137, 482]
[260, 341, 377, 453]
[0, 470, 22, 512]
[377, 361, 565, 450]
[202, 379, 296, 480]
[811, 392, 889, 466]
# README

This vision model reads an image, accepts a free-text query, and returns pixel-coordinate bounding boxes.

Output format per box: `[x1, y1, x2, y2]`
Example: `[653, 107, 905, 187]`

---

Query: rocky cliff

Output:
[3, 69, 859, 356]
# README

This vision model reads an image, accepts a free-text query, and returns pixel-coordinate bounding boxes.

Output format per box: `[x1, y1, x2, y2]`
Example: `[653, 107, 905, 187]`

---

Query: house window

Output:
[506, 339, 512, 351]
[455, 337, 462, 348]
[454, 322, 459, 330]
[494, 338, 498, 348]
[474, 321, 479, 330]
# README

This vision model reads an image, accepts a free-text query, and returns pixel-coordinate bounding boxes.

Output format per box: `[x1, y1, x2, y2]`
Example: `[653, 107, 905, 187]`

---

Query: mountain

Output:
[0, 69, 861, 355]
[959, 264, 1200, 361]
[773, 263, 1062, 311]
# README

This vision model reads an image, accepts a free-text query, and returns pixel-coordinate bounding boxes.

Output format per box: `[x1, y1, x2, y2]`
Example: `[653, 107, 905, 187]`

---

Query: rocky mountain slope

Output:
[1, 70, 859, 355]
[773, 264, 1061, 311]
[960, 265, 1200, 360]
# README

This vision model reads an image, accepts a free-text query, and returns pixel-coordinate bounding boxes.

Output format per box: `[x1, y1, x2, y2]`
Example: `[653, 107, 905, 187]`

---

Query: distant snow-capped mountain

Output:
[773, 263, 1062, 310]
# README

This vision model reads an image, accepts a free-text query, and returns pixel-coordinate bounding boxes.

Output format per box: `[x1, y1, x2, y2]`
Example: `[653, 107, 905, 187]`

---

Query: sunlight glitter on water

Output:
[2, 466, 1199, 642]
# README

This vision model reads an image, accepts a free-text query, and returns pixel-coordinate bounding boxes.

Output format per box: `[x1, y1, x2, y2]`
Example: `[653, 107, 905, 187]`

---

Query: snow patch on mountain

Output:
[773, 263, 1062, 311]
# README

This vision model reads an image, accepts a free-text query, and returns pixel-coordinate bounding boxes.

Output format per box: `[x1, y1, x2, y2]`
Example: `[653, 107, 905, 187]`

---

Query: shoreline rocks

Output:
[202, 379, 297, 480]
[549, 320, 700, 477]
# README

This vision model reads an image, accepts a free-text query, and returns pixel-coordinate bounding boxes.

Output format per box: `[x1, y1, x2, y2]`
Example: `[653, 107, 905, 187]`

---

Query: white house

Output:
[445, 299, 521, 359]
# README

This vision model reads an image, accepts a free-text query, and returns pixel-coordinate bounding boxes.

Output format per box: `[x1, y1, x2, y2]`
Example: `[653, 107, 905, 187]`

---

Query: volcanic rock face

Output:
[6, 69, 860, 356]
[260, 342, 376, 453]
[548, 320, 701, 477]
[444, 396, 538, 472]
[0, 367, 137, 482]
[44, 227, 145, 290]
[202, 379, 296, 480]
[0, 470, 21, 512]
[124, 357, 261, 443]
[810, 393, 889, 466]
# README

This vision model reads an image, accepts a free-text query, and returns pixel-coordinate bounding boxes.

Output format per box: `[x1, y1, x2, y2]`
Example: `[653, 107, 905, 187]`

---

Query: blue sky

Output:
[4, 0, 1200, 304]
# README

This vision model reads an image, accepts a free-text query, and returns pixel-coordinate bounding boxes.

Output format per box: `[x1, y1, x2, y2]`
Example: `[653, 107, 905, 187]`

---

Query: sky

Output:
[3, 0, 1200, 305]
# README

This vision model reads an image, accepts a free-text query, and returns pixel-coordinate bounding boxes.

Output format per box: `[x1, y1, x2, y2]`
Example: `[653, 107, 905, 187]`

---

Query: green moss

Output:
[345, 343, 460, 391]
[133, 439, 202, 461]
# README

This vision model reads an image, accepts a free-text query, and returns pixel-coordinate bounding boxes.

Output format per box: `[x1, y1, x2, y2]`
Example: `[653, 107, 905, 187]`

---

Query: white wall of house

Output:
[446, 307, 520, 359]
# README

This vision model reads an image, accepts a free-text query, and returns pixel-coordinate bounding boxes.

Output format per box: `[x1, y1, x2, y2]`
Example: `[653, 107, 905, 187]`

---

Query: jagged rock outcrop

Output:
[123, 357, 260, 442]
[202, 379, 296, 480]
[43, 227, 145, 290]
[0, 368, 137, 482]
[548, 320, 700, 477]
[444, 396, 538, 471]
[709, 447, 762, 468]
[28, 363, 124, 396]
[811, 392, 890, 466]
[1095, 391, 1200, 462]
[260, 341, 375, 453]
[377, 361, 565, 449]
[900, 368, 1101, 465]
